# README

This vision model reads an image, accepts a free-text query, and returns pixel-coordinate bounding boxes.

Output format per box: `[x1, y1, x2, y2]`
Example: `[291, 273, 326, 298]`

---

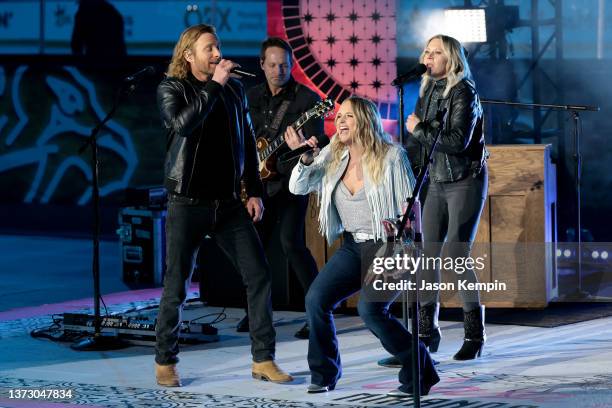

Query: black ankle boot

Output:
[294, 323, 309, 339]
[377, 356, 401, 368]
[419, 302, 442, 353]
[453, 305, 486, 360]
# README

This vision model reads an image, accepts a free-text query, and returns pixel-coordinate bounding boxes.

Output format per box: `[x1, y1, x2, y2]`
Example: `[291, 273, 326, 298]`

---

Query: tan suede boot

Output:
[252, 360, 293, 383]
[155, 363, 181, 387]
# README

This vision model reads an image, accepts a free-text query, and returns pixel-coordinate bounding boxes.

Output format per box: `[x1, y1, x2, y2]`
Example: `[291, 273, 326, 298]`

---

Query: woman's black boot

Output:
[419, 302, 442, 353]
[453, 305, 486, 360]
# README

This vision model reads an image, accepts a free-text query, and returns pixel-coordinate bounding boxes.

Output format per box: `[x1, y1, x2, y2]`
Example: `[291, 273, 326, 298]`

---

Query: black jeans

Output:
[420, 167, 488, 311]
[306, 233, 439, 391]
[155, 196, 275, 365]
[258, 191, 318, 294]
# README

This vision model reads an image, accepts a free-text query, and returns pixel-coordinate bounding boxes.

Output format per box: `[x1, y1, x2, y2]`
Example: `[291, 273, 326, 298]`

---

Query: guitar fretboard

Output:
[258, 111, 313, 161]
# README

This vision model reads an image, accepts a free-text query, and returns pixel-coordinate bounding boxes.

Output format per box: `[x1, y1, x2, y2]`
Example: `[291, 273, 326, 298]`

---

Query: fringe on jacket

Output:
[289, 143, 416, 243]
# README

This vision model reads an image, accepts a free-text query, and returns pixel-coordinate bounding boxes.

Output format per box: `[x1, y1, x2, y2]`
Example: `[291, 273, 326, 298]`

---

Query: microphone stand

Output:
[71, 81, 140, 351]
[394, 80, 407, 326]
[396, 80, 416, 400]
[392, 109, 446, 406]
[398, 84, 406, 145]
[480, 99, 604, 301]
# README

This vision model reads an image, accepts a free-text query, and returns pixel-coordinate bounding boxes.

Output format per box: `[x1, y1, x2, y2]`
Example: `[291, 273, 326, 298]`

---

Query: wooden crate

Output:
[440, 145, 558, 308]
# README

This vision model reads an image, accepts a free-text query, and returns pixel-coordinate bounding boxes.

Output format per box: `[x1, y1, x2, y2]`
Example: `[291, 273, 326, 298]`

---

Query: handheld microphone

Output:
[391, 63, 426, 86]
[230, 67, 257, 78]
[123, 66, 156, 83]
[279, 145, 314, 163]
[278, 134, 329, 163]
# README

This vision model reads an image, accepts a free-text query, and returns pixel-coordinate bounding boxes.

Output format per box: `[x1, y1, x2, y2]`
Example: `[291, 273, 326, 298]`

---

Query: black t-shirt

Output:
[190, 96, 237, 199]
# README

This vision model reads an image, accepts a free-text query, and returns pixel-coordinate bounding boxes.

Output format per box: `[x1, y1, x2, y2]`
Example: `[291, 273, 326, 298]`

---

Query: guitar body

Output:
[256, 137, 279, 181]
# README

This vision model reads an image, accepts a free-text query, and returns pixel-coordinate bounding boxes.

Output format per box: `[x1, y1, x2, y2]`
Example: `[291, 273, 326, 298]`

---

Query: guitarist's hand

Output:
[246, 197, 264, 222]
[284, 126, 306, 150]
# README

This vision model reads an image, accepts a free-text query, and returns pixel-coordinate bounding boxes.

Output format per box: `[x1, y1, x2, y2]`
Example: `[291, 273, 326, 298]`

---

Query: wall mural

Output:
[0, 63, 161, 207]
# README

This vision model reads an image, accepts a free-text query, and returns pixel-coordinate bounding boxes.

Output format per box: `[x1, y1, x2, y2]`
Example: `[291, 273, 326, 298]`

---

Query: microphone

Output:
[230, 67, 257, 78]
[279, 145, 314, 163]
[391, 63, 427, 86]
[278, 134, 329, 163]
[123, 66, 155, 83]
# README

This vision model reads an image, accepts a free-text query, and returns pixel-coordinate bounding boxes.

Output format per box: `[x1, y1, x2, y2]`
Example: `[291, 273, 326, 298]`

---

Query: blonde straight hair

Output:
[167, 24, 217, 79]
[419, 34, 473, 98]
[327, 96, 392, 185]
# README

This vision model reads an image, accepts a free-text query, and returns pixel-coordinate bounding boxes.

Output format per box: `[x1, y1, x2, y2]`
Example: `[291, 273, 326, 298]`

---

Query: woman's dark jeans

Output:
[305, 233, 439, 392]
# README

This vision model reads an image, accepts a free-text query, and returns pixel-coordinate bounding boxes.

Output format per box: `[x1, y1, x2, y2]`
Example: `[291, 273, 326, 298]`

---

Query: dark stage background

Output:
[0, 56, 609, 242]
[0, 0, 610, 243]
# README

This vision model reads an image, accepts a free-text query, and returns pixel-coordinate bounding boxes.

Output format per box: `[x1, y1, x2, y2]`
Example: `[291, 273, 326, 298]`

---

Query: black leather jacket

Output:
[408, 78, 486, 183]
[157, 74, 262, 199]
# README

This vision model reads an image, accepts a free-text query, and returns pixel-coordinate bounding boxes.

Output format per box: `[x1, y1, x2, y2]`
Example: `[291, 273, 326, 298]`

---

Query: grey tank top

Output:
[333, 181, 373, 234]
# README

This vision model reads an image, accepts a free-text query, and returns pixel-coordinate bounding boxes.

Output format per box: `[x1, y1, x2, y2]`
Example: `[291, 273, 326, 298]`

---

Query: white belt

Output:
[352, 232, 376, 242]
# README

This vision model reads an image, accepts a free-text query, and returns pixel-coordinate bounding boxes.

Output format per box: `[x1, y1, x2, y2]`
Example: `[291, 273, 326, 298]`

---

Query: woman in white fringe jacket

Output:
[285, 95, 440, 397]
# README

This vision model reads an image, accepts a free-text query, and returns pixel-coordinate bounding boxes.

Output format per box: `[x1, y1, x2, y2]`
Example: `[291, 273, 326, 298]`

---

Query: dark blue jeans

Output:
[305, 233, 439, 392]
[155, 197, 275, 365]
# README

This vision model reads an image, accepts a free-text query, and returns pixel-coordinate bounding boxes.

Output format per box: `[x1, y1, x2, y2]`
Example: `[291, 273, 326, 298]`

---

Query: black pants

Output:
[155, 196, 275, 364]
[258, 190, 318, 296]
[420, 167, 488, 311]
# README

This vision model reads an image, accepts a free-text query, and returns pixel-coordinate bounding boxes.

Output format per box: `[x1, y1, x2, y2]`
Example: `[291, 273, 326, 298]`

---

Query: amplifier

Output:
[117, 208, 166, 287]
[62, 313, 218, 345]
[123, 186, 167, 209]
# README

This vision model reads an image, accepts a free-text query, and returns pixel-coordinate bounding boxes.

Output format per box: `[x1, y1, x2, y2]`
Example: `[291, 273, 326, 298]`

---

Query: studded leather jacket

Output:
[157, 74, 262, 199]
[408, 78, 487, 183]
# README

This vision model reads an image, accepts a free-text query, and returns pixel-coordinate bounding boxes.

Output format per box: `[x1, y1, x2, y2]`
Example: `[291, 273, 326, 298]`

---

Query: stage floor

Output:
[1, 234, 611, 407]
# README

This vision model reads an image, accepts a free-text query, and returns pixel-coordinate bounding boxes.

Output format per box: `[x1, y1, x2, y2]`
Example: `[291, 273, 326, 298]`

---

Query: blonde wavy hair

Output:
[327, 96, 392, 185]
[167, 24, 217, 79]
[419, 34, 473, 98]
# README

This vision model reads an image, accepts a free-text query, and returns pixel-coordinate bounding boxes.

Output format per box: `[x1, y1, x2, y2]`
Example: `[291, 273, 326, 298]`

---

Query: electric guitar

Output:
[256, 98, 334, 181]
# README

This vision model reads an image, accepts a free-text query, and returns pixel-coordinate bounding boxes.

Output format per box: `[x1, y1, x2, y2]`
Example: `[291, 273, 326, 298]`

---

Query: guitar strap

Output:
[268, 100, 292, 139]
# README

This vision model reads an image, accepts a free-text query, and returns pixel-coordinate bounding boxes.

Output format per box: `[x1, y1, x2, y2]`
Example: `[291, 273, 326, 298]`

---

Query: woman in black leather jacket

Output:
[407, 35, 488, 361]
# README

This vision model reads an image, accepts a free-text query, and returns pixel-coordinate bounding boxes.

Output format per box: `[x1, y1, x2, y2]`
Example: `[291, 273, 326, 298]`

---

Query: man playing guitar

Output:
[245, 37, 329, 339]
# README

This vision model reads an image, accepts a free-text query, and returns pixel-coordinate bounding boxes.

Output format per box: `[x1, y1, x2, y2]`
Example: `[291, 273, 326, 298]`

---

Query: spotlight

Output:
[443, 4, 519, 58]
[563, 249, 572, 258]
[592, 251, 600, 259]
[443, 8, 487, 43]
[602, 251, 609, 260]
[556, 249, 562, 257]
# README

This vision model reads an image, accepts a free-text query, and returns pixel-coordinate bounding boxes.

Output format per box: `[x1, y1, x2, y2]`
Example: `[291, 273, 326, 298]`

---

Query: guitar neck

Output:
[262, 137, 286, 159]
[259, 112, 312, 161]
[292, 114, 309, 132]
